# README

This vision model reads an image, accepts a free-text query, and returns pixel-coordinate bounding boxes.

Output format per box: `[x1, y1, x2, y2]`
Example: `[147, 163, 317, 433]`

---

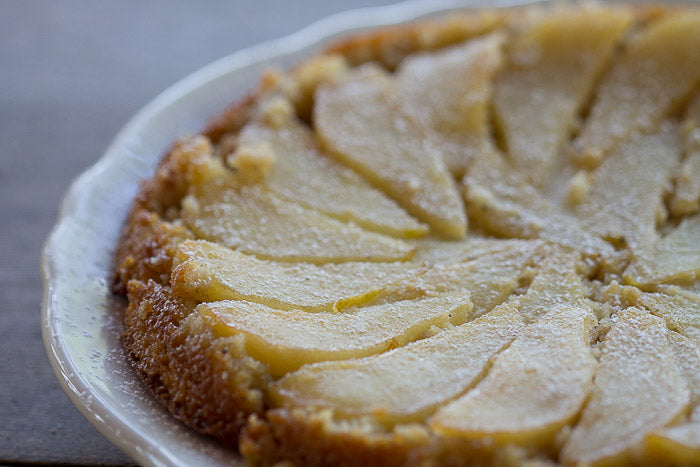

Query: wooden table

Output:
[0, 1, 392, 464]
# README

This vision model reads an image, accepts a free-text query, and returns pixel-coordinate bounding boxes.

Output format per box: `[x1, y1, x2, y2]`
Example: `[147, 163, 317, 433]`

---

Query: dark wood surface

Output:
[0, 1, 393, 464]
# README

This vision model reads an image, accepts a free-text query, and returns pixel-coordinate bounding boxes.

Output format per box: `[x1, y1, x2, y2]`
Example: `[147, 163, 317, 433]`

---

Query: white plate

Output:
[41, 1, 539, 465]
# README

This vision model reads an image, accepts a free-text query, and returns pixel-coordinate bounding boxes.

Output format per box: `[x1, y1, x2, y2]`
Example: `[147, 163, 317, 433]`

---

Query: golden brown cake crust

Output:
[204, 91, 258, 145]
[240, 410, 423, 467]
[112, 209, 192, 295]
[112, 3, 700, 466]
[123, 279, 270, 442]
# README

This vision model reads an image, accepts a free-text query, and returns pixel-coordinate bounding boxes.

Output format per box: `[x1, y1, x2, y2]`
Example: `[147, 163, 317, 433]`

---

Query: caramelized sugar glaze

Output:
[114, 3, 700, 465]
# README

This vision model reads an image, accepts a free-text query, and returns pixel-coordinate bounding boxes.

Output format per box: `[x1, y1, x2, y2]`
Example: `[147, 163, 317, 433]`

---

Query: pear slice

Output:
[326, 10, 503, 69]
[625, 214, 700, 286]
[636, 287, 700, 347]
[646, 331, 700, 460]
[411, 237, 542, 266]
[396, 264, 516, 318]
[572, 11, 700, 166]
[515, 246, 590, 324]
[646, 422, 700, 466]
[314, 65, 467, 239]
[672, 148, 700, 218]
[199, 293, 471, 376]
[181, 172, 413, 263]
[236, 119, 427, 238]
[562, 308, 690, 466]
[172, 240, 422, 312]
[379, 240, 541, 316]
[396, 33, 504, 176]
[576, 125, 681, 253]
[666, 331, 700, 406]
[431, 305, 597, 447]
[671, 93, 700, 216]
[494, 6, 631, 186]
[462, 152, 614, 258]
[272, 301, 524, 424]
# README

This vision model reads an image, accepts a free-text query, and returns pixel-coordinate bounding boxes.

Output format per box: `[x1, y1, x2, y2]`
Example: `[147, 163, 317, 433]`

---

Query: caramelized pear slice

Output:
[172, 240, 421, 312]
[462, 153, 614, 258]
[625, 214, 700, 286]
[494, 6, 630, 186]
[272, 302, 523, 424]
[576, 126, 681, 253]
[236, 119, 427, 238]
[562, 309, 690, 466]
[572, 11, 700, 165]
[671, 94, 700, 216]
[199, 294, 471, 376]
[314, 65, 466, 238]
[396, 33, 504, 176]
[431, 305, 597, 446]
[181, 174, 413, 263]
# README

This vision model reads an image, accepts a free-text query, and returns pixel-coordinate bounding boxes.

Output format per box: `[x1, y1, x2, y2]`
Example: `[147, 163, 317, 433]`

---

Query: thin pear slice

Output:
[399, 265, 515, 319]
[326, 10, 503, 69]
[396, 33, 504, 176]
[572, 11, 700, 166]
[601, 282, 700, 346]
[515, 246, 590, 324]
[576, 126, 681, 253]
[562, 308, 690, 466]
[411, 237, 542, 266]
[431, 305, 597, 446]
[236, 119, 427, 238]
[199, 294, 471, 376]
[314, 65, 467, 239]
[181, 174, 413, 263]
[671, 92, 700, 216]
[272, 302, 524, 424]
[646, 422, 700, 466]
[379, 240, 541, 316]
[672, 93, 700, 216]
[494, 6, 631, 186]
[647, 331, 700, 459]
[673, 147, 700, 218]
[666, 331, 700, 405]
[462, 152, 614, 258]
[636, 287, 700, 347]
[171, 240, 421, 312]
[625, 214, 700, 286]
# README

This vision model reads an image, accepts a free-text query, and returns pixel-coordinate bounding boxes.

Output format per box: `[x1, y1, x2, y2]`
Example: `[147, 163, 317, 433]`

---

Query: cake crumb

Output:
[565, 170, 590, 206]
[226, 141, 276, 184]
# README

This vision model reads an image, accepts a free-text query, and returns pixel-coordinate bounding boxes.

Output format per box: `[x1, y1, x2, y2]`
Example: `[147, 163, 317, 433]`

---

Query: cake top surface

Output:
[113, 3, 700, 465]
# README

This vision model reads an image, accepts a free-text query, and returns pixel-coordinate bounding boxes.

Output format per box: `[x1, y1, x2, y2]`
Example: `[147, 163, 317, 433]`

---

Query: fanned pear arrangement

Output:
[113, 3, 700, 466]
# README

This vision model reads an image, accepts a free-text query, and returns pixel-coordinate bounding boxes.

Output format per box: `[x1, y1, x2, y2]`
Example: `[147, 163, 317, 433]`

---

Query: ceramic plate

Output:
[41, 1, 539, 465]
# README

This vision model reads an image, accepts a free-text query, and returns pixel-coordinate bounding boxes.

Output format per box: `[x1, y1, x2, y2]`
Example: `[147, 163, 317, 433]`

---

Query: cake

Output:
[113, 3, 700, 465]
